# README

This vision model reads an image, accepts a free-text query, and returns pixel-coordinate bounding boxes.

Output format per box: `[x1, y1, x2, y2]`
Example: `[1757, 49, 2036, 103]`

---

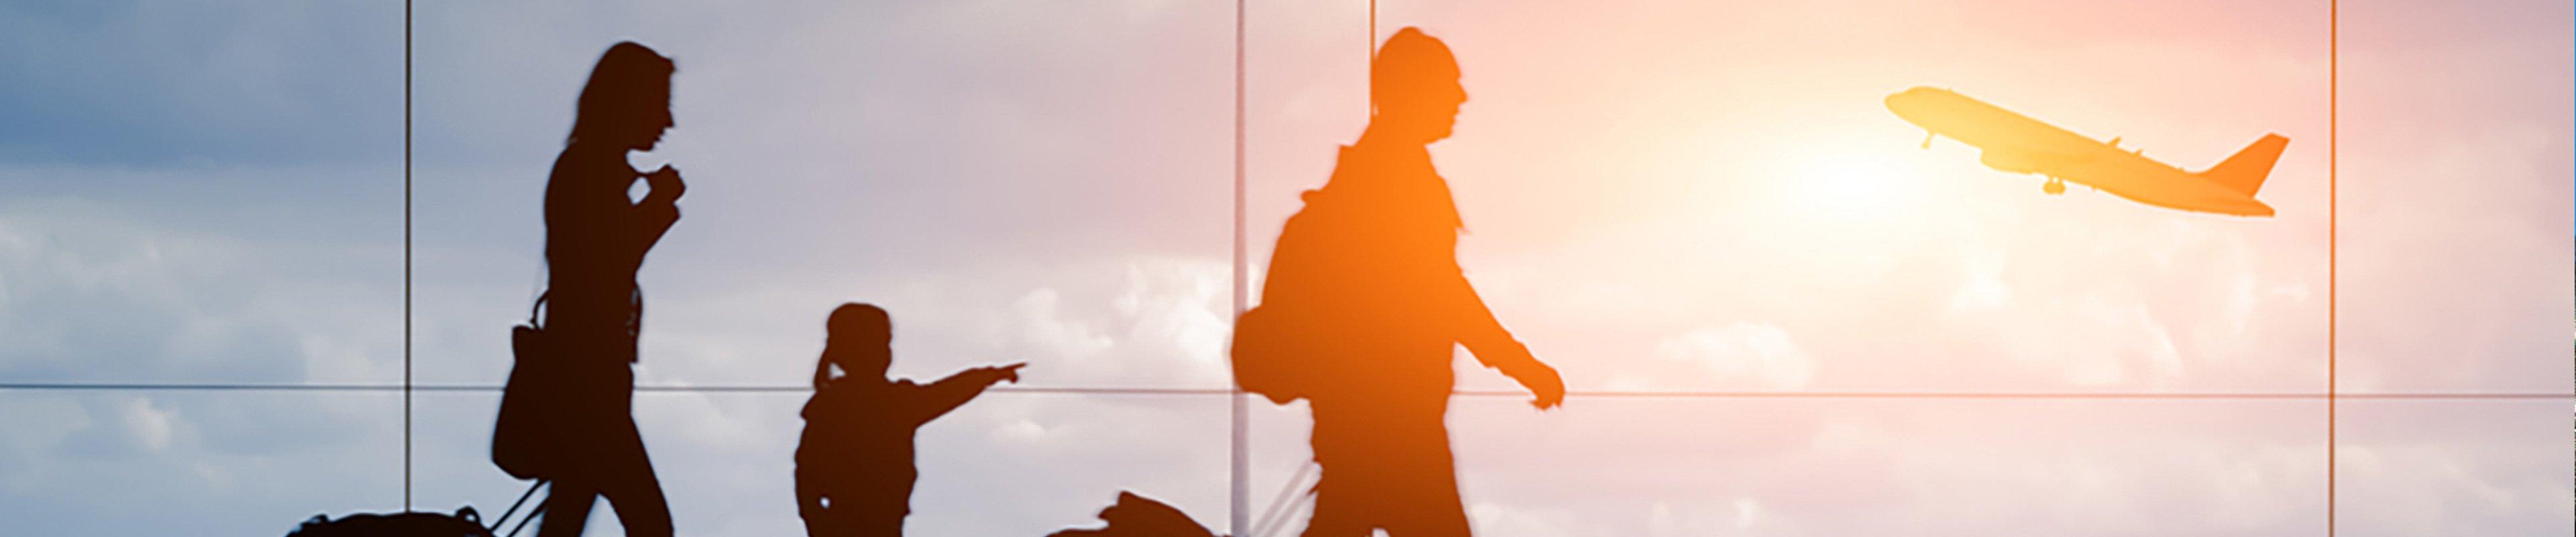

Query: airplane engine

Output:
[1978, 150, 2040, 174]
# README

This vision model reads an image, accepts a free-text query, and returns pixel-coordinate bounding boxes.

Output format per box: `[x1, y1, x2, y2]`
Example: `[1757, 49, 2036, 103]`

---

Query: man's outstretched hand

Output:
[1508, 360, 1564, 409]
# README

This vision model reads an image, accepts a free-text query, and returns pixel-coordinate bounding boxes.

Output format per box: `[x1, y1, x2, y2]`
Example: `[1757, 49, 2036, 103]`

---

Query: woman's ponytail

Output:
[812, 355, 837, 390]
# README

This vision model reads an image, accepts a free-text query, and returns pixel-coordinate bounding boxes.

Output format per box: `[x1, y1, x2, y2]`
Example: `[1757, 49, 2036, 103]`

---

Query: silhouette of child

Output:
[795, 303, 1025, 537]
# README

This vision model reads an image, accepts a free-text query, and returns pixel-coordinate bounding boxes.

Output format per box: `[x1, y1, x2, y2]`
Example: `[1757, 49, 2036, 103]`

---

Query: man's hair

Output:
[567, 41, 676, 146]
[1370, 27, 1459, 107]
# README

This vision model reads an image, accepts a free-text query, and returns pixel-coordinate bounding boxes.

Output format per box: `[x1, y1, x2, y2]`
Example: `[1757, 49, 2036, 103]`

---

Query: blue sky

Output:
[0, 1, 2566, 536]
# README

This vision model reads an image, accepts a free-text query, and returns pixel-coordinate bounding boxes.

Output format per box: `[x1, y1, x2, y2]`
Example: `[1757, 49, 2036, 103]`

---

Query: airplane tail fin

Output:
[2200, 134, 2288, 196]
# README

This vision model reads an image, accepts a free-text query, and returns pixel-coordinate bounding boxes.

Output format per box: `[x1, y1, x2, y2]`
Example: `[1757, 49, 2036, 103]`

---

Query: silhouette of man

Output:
[1290, 28, 1564, 537]
[796, 303, 1026, 537]
[535, 41, 683, 537]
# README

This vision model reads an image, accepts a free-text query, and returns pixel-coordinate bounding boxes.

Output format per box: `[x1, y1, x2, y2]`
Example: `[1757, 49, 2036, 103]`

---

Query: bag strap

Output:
[529, 254, 550, 329]
[527, 292, 549, 328]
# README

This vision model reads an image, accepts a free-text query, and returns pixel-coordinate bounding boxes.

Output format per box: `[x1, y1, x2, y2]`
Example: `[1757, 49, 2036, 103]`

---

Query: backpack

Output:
[1232, 184, 1364, 405]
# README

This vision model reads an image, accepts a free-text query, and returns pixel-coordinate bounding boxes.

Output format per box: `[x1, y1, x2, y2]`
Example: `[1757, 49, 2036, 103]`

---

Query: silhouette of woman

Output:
[535, 41, 683, 537]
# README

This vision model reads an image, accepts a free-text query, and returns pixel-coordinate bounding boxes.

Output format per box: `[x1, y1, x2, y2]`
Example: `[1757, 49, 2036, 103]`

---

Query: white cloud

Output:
[119, 396, 174, 452]
[1653, 323, 1817, 390]
[1003, 287, 1118, 363]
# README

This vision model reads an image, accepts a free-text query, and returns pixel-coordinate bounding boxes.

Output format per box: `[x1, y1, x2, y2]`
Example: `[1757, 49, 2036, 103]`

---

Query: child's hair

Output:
[815, 303, 893, 389]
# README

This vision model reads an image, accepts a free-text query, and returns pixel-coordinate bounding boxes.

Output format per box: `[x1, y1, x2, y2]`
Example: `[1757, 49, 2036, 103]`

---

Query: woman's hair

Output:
[815, 303, 893, 389]
[567, 41, 676, 146]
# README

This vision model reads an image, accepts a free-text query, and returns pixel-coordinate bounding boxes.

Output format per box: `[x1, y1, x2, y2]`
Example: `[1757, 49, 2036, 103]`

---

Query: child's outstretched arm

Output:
[912, 362, 1026, 423]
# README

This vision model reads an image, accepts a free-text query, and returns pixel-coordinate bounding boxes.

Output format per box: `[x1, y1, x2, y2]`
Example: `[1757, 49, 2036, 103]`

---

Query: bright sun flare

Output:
[1790, 151, 1917, 222]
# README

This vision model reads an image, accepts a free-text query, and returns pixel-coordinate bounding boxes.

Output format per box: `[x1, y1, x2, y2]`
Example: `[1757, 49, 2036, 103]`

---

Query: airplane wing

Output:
[1977, 148, 2090, 175]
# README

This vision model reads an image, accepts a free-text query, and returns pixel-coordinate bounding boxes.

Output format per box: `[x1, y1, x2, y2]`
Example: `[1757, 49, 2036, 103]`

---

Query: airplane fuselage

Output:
[1885, 87, 2275, 217]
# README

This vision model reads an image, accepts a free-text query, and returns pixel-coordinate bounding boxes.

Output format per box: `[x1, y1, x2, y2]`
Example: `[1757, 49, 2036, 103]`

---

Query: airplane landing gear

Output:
[2043, 177, 2067, 195]
[1921, 131, 1935, 150]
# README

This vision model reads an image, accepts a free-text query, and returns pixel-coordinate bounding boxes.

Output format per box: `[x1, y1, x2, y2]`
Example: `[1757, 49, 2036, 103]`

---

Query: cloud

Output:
[0, 195, 400, 385]
[1000, 287, 1119, 363]
[1649, 323, 1817, 390]
[840, 256, 1238, 390]
[118, 396, 176, 452]
[0, 1, 402, 166]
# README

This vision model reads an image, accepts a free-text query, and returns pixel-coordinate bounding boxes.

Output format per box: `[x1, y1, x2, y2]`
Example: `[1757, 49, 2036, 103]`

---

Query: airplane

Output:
[1884, 86, 2286, 217]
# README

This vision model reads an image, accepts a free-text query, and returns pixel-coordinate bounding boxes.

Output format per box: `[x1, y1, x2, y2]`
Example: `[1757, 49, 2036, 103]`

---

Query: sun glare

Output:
[1790, 151, 1917, 222]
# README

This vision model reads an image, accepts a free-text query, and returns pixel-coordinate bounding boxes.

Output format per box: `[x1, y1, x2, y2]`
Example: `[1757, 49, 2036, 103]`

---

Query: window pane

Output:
[409, 1, 1239, 534]
[0, 391, 402, 534]
[0, 3, 405, 385]
[1256, 397, 2329, 536]
[2340, 0, 2573, 393]
[415, 391, 1230, 535]
[1250, 0, 2334, 395]
[2338, 399, 2574, 534]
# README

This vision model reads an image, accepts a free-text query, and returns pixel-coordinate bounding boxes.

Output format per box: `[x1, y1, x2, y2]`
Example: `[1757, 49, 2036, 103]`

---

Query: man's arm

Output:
[1442, 266, 1564, 409]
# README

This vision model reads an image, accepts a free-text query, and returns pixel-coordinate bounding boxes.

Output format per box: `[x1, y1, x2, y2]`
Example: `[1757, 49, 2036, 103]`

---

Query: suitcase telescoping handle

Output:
[488, 479, 549, 537]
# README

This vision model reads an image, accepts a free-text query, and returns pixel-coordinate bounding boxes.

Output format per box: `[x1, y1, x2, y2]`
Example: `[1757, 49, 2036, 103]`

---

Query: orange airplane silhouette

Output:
[1886, 87, 2286, 217]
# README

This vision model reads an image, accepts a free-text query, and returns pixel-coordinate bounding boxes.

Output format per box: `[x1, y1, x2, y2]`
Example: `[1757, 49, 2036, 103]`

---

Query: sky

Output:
[0, 0, 2567, 536]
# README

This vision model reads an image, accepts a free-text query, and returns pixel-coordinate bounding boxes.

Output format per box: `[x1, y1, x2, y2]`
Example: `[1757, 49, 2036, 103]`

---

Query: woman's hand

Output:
[644, 165, 686, 202]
